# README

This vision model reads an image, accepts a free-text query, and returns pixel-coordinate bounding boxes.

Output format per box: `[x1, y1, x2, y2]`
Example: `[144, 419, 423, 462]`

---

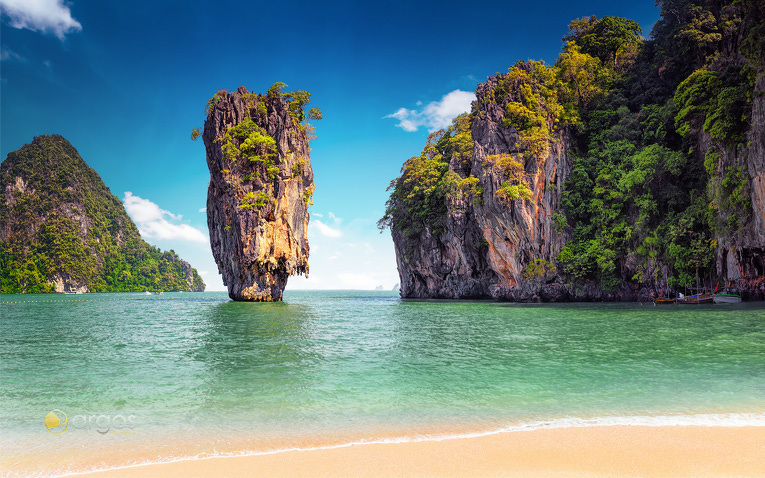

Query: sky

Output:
[1, 0, 661, 291]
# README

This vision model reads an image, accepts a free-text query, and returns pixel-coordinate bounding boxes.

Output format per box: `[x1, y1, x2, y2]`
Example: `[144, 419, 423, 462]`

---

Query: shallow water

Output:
[1, 291, 764, 476]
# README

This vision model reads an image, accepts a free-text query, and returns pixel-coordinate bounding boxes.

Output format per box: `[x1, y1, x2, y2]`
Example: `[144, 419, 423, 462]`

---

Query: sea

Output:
[1, 290, 764, 477]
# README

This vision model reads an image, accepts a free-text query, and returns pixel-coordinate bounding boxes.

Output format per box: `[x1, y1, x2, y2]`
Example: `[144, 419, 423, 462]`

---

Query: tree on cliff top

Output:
[564, 15, 642, 70]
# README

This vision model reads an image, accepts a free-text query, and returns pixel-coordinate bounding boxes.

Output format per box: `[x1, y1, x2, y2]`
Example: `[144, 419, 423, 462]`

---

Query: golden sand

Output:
[75, 425, 765, 477]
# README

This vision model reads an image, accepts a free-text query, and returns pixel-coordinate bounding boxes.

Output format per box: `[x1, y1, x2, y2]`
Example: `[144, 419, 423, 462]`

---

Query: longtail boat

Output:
[713, 286, 742, 304]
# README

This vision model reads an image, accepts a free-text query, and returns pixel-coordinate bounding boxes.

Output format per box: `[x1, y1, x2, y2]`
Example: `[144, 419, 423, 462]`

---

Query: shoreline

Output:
[67, 424, 765, 478]
[4, 413, 763, 476]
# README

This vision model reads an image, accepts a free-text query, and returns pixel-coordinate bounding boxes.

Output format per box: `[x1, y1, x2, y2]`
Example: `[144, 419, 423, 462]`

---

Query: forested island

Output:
[380, 0, 765, 301]
[0, 135, 205, 293]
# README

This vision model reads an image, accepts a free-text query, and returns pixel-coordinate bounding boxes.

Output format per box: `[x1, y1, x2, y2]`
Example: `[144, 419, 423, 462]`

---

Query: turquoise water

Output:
[1, 291, 764, 476]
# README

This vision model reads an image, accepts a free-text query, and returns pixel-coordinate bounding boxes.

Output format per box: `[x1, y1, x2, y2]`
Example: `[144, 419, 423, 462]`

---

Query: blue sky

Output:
[1, 0, 660, 291]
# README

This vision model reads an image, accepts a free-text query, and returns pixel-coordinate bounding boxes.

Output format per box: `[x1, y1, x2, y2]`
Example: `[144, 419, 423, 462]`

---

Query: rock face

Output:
[390, 69, 573, 301]
[385, 6, 765, 302]
[203, 86, 314, 301]
[711, 72, 765, 298]
[0, 135, 205, 293]
[386, 65, 765, 302]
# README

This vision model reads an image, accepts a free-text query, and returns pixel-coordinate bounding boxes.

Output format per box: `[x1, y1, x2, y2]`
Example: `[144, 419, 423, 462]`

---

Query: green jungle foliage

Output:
[382, 0, 761, 292]
[0, 135, 205, 293]
[378, 114, 480, 238]
[559, 0, 759, 290]
[209, 83, 321, 212]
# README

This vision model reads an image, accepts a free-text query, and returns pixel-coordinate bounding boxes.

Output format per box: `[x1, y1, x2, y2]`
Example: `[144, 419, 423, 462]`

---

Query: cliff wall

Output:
[713, 71, 765, 297]
[389, 65, 577, 301]
[385, 3, 765, 302]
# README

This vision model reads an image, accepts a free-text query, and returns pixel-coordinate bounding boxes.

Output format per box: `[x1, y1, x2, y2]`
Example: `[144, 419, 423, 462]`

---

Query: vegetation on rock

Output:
[203, 83, 317, 301]
[0, 135, 205, 293]
[379, 113, 479, 238]
[382, 0, 765, 299]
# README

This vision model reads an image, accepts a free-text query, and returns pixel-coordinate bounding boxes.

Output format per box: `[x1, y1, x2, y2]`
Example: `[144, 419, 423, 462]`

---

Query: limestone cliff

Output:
[203, 85, 315, 301]
[0, 135, 205, 293]
[384, 65, 574, 301]
[710, 71, 765, 297]
[384, 3, 765, 302]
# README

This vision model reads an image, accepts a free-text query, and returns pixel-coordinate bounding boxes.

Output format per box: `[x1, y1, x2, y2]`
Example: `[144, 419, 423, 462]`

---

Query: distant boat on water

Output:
[713, 287, 742, 304]
[654, 297, 676, 305]
[675, 292, 714, 304]
[653, 283, 744, 305]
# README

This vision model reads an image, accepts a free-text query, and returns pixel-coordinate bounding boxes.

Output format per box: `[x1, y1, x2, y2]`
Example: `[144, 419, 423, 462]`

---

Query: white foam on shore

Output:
[43, 412, 765, 478]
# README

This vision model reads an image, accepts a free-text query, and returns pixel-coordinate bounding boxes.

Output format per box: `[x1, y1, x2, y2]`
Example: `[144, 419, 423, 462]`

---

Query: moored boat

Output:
[676, 293, 714, 304]
[675, 283, 719, 304]
[713, 287, 742, 304]
[653, 297, 677, 305]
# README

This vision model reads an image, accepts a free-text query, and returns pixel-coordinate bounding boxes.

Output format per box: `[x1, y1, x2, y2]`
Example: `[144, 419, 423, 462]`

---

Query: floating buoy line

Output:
[0, 295, 177, 304]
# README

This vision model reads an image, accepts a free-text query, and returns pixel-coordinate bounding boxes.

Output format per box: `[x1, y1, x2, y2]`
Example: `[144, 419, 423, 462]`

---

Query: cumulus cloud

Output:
[386, 90, 476, 132]
[0, 0, 82, 40]
[123, 192, 208, 244]
[312, 220, 342, 238]
[310, 211, 343, 238]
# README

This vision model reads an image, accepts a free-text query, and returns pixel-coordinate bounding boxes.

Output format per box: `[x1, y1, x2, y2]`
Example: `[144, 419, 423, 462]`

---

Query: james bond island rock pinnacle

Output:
[202, 84, 319, 301]
[382, 5, 765, 301]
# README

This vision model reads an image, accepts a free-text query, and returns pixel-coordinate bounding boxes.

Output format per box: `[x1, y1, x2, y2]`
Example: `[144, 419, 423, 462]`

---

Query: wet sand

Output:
[76, 425, 765, 477]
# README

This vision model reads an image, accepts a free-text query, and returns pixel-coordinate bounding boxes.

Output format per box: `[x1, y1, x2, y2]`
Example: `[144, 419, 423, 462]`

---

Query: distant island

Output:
[0, 135, 205, 293]
[380, 2, 765, 301]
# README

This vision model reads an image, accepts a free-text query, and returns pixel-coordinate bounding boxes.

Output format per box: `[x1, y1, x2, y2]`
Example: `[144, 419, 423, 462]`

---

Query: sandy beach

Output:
[75, 425, 765, 478]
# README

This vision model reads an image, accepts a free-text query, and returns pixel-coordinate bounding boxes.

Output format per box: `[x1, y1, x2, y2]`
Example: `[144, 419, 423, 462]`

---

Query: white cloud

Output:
[311, 219, 342, 238]
[386, 89, 476, 132]
[287, 214, 400, 291]
[198, 207, 206, 213]
[309, 211, 343, 238]
[0, 0, 82, 40]
[123, 192, 208, 244]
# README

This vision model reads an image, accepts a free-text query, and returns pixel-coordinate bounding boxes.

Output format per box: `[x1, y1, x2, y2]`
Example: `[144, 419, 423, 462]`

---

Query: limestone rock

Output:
[708, 72, 765, 300]
[203, 86, 314, 301]
[387, 65, 765, 302]
[390, 68, 576, 301]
